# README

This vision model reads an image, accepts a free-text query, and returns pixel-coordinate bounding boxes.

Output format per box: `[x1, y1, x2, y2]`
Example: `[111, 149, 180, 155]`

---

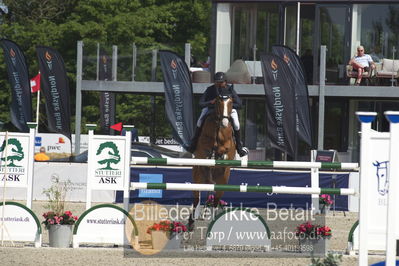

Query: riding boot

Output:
[233, 129, 249, 157]
[186, 126, 202, 153]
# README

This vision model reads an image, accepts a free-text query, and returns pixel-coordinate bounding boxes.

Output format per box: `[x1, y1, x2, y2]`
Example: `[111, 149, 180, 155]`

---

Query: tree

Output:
[96, 141, 120, 170]
[0, 0, 211, 137]
[0, 138, 24, 167]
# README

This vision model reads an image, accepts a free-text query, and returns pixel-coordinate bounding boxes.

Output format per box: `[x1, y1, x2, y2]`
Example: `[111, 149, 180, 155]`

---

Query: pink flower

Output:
[49, 220, 54, 225]
[219, 200, 228, 206]
[320, 194, 333, 205]
[64, 211, 72, 217]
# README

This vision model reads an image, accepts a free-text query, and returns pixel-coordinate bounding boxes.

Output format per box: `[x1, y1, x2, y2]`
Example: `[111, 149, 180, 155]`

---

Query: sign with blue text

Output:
[138, 174, 163, 198]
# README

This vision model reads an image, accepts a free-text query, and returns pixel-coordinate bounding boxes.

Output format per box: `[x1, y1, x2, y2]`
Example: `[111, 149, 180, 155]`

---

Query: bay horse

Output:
[188, 92, 236, 230]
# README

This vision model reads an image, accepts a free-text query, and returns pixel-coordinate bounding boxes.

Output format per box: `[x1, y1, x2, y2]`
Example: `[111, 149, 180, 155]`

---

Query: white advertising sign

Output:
[86, 125, 132, 210]
[0, 162, 115, 203]
[34, 133, 89, 154]
[73, 205, 134, 247]
[0, 134, 30, 188]
[88, 136, 127, 191]
[0, 202, 42, 246]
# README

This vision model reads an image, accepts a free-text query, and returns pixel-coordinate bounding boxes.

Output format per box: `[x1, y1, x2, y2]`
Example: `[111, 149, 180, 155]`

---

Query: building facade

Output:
[77, 1, 399, 162]
[209, 0, 399, 161]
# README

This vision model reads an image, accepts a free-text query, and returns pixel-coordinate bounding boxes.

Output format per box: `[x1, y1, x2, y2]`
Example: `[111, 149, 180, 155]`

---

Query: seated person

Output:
[348, 45, 375, 85]
[186, 72, 248, 157]
[34, 146, 50, 161]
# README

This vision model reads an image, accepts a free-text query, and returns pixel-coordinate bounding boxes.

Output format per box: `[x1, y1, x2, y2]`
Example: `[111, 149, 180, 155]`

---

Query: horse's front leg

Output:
[211, 167, 230, 209]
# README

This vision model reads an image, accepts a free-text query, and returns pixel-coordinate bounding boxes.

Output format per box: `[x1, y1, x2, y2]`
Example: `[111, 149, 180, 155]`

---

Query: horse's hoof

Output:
[187, 222, 195, 232]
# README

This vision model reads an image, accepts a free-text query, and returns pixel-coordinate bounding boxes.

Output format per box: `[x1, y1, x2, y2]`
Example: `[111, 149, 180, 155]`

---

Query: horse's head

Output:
[373, 161, 389, 196]
[215, 93, 233, 128]
[213, 93, 234, 160]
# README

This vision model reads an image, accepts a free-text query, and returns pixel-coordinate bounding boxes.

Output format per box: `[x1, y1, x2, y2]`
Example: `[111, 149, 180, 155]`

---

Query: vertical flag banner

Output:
[261, 54, 297, 157]
[159, 50, 193, 146]
[0, 39, 33, 132]
[36, 46, 71, 140]
[272, 45, 313, 146]
[99, 48, 115, 135]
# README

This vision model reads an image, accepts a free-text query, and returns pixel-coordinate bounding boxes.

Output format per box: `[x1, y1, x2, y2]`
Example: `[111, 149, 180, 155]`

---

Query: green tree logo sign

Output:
[96, 141, 121, 170]
[0, 138, 25, 167]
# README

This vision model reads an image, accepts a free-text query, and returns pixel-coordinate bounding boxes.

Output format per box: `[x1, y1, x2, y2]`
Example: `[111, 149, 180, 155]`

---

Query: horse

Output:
[188, 93, 236, 229]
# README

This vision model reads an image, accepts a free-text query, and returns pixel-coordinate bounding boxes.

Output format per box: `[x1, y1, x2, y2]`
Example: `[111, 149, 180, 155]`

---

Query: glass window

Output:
[324, 98, 349, 151]
[256, 5, 279, 55]
[356, 4, 399, 62]
[285, 4, 298, 50]
[232, 6, 251, 61]
[232, 4, 280, 61]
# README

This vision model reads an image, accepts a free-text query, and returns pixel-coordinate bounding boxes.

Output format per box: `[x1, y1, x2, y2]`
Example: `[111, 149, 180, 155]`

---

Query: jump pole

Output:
[131, 182, 355, 196]
[131, 157, 359, 170]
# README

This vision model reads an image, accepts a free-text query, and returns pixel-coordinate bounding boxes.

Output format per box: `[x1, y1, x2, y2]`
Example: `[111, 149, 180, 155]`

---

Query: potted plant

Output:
[319, 194, 333, 214]
[205, 194, 228, 208]
[42, 176, 78, 248]
[295, 221, 332, 255]
[147, 220, 187, 250]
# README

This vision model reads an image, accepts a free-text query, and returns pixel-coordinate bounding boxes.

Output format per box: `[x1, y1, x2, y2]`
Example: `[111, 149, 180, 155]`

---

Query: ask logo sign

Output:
[93, 141, 124, 185]
[0, 137, 28, 184]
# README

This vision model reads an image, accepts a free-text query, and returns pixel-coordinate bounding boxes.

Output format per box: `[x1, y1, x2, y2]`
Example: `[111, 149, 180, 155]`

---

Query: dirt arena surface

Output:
[0, 201, 388, 265]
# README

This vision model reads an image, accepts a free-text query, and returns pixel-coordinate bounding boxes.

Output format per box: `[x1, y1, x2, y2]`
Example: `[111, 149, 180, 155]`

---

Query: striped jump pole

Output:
[131, 157, 359, 170]
[131, 182, 356, 196]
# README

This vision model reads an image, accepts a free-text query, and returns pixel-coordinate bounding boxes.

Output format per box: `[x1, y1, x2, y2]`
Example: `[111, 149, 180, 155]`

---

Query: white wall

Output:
[215, 3, 232, 72]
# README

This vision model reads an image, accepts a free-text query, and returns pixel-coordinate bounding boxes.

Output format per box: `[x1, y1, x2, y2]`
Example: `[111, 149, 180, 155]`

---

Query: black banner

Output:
[0, 39, 32, 132]
[261, 54, 297, 157]
[272, 45, 313, 146]
[98, 48, 115, 134]
[159, 50, 193, 146]
[36, 46, 71, 140]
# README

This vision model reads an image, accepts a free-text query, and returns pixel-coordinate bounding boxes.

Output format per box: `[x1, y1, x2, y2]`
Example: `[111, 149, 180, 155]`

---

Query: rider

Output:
[186, 72, 249, 157]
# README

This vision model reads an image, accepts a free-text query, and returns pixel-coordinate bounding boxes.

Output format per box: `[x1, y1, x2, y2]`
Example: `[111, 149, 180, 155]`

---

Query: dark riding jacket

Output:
[199, 84, 242, 109]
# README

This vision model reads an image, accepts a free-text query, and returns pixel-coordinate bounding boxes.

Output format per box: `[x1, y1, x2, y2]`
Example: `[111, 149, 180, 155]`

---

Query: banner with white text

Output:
[159, 50, 193, 147]
[36, 46, 71, 140]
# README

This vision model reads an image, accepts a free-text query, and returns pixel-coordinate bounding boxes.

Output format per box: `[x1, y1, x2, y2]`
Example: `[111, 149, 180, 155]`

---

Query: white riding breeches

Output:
[197, 107, 240, 130]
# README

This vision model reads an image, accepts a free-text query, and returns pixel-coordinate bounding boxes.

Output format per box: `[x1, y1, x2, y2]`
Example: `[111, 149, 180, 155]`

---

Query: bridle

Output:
[212, 94, 233, 160]
[214, 94, 232, 128]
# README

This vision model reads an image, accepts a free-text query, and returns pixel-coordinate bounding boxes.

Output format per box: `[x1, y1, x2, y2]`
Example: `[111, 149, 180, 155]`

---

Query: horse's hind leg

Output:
[188, 190, 199, 231]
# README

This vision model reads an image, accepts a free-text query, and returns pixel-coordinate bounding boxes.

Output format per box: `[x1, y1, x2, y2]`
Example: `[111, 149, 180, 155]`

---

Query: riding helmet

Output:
[214, 72, 226, 82]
